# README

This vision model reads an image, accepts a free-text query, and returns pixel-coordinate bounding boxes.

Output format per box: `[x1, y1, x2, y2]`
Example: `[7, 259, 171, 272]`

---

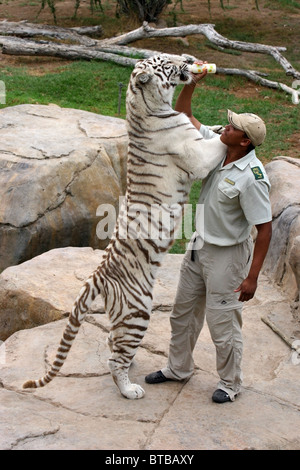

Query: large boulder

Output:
[0, 247, 103, 341]
[0, 104, 128, 272]
[262, 156, 300, 345]
[264, 156, 300, 304]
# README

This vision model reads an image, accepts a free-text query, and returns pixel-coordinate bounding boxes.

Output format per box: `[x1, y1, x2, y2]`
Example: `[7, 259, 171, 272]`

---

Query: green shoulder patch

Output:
[251, 166, 264, 180]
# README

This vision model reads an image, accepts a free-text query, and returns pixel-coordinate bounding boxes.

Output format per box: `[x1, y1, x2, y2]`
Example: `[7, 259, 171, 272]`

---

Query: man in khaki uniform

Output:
[145, 68, 272, 403]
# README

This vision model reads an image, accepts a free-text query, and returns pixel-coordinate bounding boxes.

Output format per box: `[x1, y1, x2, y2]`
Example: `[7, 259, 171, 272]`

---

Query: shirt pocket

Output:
[218, 180, 240, 201]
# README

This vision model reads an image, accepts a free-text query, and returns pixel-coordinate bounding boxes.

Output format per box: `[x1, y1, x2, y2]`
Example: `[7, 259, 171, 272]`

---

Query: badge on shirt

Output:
[224, 177, 235, 185]
[251, 166, 264, 180]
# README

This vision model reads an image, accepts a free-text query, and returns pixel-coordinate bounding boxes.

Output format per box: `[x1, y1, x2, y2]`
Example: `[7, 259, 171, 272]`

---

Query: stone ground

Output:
[0, 253, 299, 451]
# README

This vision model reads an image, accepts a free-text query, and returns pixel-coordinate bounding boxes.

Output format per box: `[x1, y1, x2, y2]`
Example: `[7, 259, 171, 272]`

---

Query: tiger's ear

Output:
[136, 71, 152, 84]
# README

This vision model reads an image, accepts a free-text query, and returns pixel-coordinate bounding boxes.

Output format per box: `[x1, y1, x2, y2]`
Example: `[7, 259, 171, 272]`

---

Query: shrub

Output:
[115, 0, 172, 22]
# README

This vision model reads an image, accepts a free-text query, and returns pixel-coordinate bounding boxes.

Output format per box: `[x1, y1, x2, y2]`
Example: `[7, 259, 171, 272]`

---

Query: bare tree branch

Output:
[0, 20, 299, 103]
[99, 22, 299, 80]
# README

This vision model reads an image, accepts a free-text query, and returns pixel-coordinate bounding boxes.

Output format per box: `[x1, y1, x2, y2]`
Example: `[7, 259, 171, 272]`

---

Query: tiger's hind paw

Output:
[122, 383, 145, 400]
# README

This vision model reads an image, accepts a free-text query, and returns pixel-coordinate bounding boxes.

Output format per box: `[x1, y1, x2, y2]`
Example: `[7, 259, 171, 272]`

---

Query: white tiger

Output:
[23, 54, 226, 399]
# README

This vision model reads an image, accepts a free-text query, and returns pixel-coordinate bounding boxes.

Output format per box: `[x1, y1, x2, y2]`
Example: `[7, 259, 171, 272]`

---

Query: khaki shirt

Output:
[196, 125, 272, 246]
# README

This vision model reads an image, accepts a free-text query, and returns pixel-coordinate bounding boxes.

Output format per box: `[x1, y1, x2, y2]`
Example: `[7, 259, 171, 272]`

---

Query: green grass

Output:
[264, 0, 300, 11]
[188, 79, 299, 161]
[169, 179, 202, 254]
[1, 59, 299, 253]
[0, 60, 132, 117]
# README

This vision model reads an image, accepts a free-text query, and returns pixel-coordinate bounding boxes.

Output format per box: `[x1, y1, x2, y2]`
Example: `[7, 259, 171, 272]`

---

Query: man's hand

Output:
[191, 60, 208, 83]
[235, 222, 272, 303]
[234, 276, 257, 302]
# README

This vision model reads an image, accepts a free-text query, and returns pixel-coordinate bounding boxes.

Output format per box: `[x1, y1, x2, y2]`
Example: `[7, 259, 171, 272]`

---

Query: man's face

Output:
[220, 124, 249, 147]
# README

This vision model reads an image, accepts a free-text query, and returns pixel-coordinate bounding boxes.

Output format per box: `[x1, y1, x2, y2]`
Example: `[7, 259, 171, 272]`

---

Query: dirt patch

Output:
[228, 81, 264, 100]
[286, 131, 300, 158]
[0, 54, 72, 74]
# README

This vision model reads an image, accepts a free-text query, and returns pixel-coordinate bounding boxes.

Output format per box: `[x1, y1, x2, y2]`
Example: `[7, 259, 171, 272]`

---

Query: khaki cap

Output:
[227, 109, 266, 146]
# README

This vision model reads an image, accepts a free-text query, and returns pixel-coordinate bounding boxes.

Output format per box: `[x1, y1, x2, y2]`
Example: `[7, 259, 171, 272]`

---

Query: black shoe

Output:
[145, 370, 172, 384]
[212, 389, 233, 403]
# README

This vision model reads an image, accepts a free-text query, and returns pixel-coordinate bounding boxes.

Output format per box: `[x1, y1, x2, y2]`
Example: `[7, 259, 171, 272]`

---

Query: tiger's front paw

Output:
[122, 383, 145, 399]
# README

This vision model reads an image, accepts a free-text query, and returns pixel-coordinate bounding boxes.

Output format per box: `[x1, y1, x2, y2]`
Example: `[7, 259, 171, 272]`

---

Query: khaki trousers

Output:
[162, 236, 253, 400]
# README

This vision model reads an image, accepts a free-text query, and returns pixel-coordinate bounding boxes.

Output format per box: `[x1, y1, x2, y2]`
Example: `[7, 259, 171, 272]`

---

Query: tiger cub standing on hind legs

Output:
[23, 54, 227, 399]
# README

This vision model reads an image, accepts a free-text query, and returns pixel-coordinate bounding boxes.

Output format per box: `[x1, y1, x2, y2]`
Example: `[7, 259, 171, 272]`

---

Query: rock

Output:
[0, 247, 103, 340]
[262, 156, 300, 348]
[0, 104, 128, 272]
[1, 262, 300, 450]
[264, 156, 300, 303]
[0, 246, 183, 341]
[289, 235, 300, 305]
[265, 156, 300, 219]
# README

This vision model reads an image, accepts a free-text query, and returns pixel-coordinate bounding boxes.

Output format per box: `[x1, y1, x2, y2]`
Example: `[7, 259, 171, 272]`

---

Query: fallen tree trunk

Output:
[0, 35, 137, 66]
[0, 20, 102, 46]
[0, 20, 299, 103]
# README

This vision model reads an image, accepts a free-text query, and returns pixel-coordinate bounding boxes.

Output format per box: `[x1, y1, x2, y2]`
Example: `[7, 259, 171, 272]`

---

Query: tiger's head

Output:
[128, 54, 193, 107]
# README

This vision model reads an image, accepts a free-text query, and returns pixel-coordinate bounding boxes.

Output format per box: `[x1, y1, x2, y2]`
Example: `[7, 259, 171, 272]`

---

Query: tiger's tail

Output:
[23, 270, 102, 389]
